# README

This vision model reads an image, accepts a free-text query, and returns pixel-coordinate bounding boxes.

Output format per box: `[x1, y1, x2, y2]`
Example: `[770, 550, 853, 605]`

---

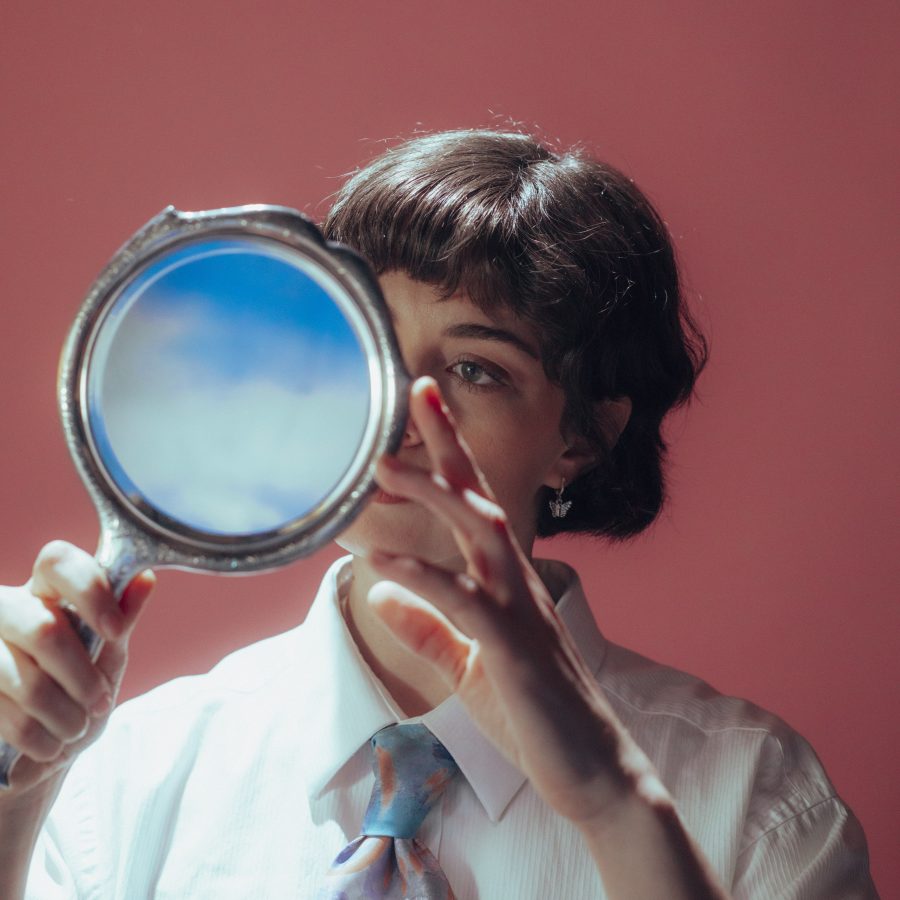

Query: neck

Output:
[343, 556, 454, 717]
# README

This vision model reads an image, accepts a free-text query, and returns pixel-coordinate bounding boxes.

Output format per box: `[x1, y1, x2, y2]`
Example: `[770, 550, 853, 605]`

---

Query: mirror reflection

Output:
[85, 236, 371, 536]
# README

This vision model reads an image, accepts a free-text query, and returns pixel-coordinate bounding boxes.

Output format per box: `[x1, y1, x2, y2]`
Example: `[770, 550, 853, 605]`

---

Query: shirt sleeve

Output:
[733, 796, 877, 898]
[23, 684, 187, 900]
[731, 731, 879, 899]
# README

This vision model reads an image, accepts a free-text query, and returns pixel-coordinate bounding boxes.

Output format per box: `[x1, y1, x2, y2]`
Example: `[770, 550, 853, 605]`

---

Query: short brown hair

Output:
[324, 130, 707, 539]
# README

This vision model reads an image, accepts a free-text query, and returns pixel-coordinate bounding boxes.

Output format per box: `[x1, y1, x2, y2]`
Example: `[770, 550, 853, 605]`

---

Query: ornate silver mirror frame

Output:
[0, 205, 409, 786]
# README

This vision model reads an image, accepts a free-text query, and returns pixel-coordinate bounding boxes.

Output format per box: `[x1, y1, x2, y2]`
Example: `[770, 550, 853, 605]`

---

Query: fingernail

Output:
[425, 386, 445, 416]
[91, 692, 113, 717]
[100, 612, 124, 641]
[369, 550, 396, 565]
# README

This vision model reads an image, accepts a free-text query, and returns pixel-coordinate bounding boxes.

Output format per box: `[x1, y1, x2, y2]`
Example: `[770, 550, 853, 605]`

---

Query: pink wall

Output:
[1, 2, 896, 892]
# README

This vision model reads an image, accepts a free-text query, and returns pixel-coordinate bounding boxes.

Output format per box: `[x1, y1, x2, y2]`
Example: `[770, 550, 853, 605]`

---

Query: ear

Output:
[544, 396, 632, 489]
[597, 396, 632, 449]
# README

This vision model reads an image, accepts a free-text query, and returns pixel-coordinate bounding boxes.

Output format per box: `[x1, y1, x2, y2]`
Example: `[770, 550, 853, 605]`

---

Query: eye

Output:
[447, 358, 508, 390]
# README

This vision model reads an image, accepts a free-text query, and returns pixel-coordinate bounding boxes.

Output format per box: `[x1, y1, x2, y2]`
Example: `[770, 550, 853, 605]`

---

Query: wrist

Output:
[0, 764, 68, 827]
[574, 766, 674, 843]
[572, 763, 729, 900]
[0, 777, 63, 900]
[572, 741, 674, 840]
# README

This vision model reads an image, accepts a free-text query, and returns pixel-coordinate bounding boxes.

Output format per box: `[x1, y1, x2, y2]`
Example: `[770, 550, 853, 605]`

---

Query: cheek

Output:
[469, 435, 563, 530]
[477, 462, 543, 521]
[464, 413, 556, 482]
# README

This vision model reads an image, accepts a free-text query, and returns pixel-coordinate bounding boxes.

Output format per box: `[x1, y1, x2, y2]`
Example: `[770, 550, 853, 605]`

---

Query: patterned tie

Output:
[320, 723, 460, 899]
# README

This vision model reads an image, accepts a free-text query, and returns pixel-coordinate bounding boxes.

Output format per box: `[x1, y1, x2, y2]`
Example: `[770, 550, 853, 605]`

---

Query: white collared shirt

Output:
[27, 557, 876, 898]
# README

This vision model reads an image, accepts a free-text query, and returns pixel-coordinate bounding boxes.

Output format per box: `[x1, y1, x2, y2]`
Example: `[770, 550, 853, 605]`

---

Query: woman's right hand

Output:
[0, 541, 154, 800]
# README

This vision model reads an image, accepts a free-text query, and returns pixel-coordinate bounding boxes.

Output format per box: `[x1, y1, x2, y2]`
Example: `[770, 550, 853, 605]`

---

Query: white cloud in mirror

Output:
[90, 256, 370, 535]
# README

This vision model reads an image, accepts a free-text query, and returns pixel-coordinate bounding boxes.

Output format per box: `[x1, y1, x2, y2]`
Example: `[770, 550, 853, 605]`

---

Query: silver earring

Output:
[549, 478, 572, 519]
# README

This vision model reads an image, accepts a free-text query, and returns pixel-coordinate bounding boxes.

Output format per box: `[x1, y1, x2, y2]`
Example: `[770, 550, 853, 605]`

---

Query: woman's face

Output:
[336, 272, 578, 567]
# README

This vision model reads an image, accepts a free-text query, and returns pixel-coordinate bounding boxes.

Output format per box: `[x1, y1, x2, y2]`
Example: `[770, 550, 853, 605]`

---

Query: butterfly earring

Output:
[549, 478, 572, 519]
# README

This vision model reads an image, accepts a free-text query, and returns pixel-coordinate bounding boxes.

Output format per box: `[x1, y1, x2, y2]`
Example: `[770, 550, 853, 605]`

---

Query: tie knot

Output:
[361, 723, 460, 839]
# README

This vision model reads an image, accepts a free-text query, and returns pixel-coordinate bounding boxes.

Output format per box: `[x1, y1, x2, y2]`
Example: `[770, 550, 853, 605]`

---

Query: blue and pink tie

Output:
[321, 723, 460, 899]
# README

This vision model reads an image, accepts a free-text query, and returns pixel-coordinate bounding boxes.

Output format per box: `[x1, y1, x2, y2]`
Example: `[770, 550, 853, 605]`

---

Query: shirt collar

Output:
[291, 556, 607, 824]
[288, 558, 396, 799]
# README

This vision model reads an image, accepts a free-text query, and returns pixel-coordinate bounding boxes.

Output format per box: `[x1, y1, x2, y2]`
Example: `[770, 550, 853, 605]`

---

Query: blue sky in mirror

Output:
[89, 237, 371, 535]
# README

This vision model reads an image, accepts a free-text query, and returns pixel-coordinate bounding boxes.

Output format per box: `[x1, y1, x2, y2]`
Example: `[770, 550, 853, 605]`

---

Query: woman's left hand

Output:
[368, 376, 647, 831]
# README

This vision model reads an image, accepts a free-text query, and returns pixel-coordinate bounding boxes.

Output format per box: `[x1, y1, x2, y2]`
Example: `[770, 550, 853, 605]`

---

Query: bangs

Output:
[323, 131, 558, 317]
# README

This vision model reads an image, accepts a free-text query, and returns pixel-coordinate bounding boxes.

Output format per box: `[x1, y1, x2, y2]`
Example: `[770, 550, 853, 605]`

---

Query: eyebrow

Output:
[443, 322, 540, 360]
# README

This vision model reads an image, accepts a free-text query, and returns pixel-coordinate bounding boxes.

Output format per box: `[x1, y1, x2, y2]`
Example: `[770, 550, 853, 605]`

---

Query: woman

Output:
[0, 131, 875, 897]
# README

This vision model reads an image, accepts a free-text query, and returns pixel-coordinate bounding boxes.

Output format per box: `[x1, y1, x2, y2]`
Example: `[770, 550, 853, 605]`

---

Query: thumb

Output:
[95, 569, 156, 688]
[118, 569, 156, 634]
[368, 580, 472, 690]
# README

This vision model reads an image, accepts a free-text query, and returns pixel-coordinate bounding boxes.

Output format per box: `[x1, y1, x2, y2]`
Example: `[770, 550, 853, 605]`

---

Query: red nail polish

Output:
[370, 550, 396, 565]
[425, 387, 444, 417]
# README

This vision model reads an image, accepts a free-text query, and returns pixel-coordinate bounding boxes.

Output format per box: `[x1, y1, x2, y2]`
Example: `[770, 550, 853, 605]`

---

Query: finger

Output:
[0, 692, 64, 763]
[377, 453, 502, 536]
[0, 590, 112, 714]
[28, 541, 125, 641]
[376, 456, 524, 593]
[0, 640, 89, 742]
[368, 551, 567, 677]
[369, 563, 606, 758]
[368, 551, 507, 644]
[409, 377, 493, 496]
[367, 577, 473, 690]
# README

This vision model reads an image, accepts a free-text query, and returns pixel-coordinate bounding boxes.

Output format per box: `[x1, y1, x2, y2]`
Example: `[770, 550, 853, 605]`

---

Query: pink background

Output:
[1, 2, 896, 893]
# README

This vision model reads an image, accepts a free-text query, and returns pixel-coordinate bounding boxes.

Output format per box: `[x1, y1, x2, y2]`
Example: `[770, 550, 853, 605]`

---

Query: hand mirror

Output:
[0, 205, 409, 784]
